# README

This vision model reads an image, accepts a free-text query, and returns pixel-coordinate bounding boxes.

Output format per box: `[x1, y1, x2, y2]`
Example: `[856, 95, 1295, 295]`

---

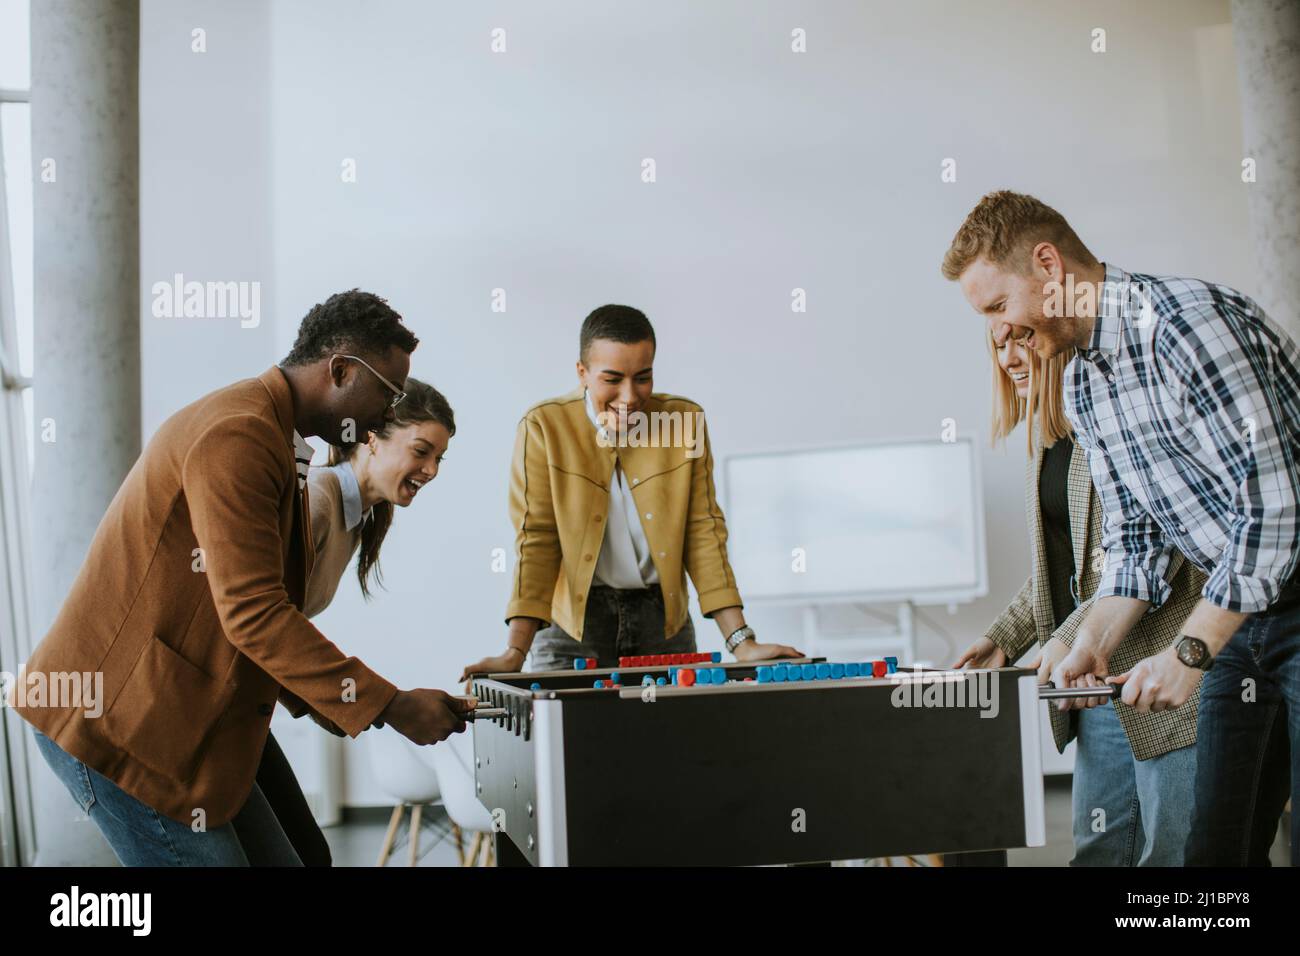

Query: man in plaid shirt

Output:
[949, 191, 1300, 866]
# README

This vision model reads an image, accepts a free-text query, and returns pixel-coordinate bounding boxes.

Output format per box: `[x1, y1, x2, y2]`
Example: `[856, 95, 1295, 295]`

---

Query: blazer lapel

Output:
[257, 366, 315, 599]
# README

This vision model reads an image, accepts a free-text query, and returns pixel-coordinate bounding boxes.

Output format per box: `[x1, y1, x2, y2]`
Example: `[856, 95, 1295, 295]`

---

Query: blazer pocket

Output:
[99, 634, 237, 784]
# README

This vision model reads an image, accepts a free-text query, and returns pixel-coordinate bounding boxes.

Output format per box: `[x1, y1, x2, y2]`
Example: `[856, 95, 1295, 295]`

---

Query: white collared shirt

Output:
[326, 459, 373, 532]
[585, 389, 658, 589]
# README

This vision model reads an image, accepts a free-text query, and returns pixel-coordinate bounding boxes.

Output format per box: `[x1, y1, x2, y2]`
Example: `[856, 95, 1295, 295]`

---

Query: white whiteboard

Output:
[723, 438, 987, 604]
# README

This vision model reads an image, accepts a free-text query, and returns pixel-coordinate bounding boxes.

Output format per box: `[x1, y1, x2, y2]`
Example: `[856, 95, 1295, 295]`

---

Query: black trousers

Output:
[246, 731, 333, 867]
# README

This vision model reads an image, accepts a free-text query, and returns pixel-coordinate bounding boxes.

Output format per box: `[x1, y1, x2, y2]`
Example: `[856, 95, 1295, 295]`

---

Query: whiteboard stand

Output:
[801, 601, 917, 666]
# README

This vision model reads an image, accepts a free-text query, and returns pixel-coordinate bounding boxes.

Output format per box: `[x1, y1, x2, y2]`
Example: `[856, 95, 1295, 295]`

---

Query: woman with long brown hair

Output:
[305, 377, 456, 614]
[251, 377, 456, 866]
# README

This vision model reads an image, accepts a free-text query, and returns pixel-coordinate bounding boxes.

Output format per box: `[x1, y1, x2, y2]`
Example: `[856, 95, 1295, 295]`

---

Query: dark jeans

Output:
[1186, 579, 1300, 866]
[530, 583, 696, 671]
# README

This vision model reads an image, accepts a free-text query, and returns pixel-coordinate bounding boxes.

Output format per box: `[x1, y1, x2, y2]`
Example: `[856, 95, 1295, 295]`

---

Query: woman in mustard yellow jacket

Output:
[461, 305, 800, 676]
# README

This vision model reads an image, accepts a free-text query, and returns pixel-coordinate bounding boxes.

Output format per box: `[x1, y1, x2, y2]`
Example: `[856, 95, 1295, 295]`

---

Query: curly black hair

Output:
[281, 289, 419, 367]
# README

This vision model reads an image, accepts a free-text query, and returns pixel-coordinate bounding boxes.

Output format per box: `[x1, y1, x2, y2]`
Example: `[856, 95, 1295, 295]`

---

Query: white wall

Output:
[140, 0, 275, 435]
[142, 0, 1251, 805]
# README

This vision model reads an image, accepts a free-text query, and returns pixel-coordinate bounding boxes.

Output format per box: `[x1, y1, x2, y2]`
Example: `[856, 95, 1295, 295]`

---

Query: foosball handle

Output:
[1039, 681, 1121, 703]
[463, 707, 508, 722]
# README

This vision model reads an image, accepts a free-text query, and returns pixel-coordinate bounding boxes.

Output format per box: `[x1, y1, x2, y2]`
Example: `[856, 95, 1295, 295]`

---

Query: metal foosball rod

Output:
[1038, 682, 1121, 702]
[462, 706, 508, 721]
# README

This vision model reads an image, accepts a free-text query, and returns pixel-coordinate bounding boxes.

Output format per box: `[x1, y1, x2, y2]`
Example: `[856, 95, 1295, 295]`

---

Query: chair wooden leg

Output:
[408, 803, 423, 867]
[451, 823, 465, 866]
[483, 834, 495, 867]
[464, 831, 483, 867]
[377, 804, 405, 867]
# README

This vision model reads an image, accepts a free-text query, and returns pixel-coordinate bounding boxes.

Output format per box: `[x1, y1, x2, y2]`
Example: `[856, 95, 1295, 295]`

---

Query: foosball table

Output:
[468, 655, 1049, 866]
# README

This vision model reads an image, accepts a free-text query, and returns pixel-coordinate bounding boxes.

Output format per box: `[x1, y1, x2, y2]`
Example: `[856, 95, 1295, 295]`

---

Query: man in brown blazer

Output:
[9, 290, 470, 866]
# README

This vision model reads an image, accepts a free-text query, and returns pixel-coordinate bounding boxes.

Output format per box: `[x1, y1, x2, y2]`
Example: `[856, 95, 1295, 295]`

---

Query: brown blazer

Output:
[983, 423, 1205, 761]
[10, 367, 397, 826]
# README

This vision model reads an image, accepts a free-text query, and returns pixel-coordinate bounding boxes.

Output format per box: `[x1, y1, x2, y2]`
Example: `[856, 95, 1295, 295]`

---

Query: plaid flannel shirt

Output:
[1064, 264, 1300, 615]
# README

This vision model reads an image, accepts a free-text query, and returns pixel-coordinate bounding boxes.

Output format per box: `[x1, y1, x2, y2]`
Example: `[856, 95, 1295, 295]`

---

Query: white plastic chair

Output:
[367, 727, 447, 866]
[429, 730, 497, 866]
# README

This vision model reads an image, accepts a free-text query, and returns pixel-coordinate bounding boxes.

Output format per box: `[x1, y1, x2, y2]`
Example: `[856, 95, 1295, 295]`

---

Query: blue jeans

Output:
[1071, 702, 1197, 865]
[33, 728, 302, 866]
[1185, 582, 1300, 866]
[530, 583, 697, 671]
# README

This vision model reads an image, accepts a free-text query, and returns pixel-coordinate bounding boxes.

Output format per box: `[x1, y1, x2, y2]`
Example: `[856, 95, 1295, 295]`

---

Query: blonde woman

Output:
[954, 335, 1205, 865]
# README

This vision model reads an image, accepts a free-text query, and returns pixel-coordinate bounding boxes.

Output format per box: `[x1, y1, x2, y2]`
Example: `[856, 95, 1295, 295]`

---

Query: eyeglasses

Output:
[336, 354, 406, 410]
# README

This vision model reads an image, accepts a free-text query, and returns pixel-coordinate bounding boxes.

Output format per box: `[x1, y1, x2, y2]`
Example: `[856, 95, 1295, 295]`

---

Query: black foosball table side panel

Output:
[472, 697, 543, 866]
[558, 672, 1036, 866]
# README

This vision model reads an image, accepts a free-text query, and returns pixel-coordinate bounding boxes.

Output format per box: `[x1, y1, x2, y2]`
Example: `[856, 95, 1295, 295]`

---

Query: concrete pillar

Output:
[28, 0, 140, 866]
[1231, 0, 1300, 339]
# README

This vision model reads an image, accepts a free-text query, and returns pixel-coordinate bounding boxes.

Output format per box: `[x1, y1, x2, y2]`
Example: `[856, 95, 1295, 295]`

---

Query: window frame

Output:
[0, 66, 37, 867]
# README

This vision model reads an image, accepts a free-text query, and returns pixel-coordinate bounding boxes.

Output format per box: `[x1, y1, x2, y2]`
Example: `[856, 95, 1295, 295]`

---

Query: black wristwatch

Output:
[1175, 635, 1214, 671]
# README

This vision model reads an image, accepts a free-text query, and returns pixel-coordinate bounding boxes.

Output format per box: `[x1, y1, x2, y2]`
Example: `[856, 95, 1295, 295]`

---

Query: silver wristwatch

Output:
[725, 625, 756, 653]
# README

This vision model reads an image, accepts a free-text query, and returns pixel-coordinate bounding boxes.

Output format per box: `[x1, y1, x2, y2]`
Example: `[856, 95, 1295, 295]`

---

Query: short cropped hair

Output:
[579, 304, 656, 364]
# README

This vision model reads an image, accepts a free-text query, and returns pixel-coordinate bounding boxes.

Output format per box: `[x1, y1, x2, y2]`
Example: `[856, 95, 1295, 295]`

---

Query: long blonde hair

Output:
[988, 331, 1074, 453]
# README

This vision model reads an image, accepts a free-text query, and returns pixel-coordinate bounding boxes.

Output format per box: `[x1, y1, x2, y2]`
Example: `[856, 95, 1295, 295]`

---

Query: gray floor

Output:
[326, 806, 468, 867]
